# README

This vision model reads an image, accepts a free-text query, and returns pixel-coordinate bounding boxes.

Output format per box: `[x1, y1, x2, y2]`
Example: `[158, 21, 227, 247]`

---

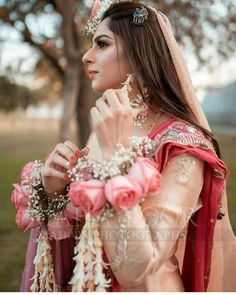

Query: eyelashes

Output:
[89, 40, 108, 50]
[96, 40, 108, 49]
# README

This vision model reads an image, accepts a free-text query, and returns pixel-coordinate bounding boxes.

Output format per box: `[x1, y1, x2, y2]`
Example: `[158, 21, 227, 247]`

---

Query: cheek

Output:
[92, 51, 130, 93]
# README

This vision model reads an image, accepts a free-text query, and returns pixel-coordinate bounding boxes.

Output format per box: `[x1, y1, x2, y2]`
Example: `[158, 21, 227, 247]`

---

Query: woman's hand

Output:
[90, 88, 133, 161]
[41, 141, 89, 197]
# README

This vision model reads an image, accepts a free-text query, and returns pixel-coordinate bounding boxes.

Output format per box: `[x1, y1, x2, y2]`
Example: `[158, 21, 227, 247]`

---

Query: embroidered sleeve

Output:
[154, 120, 216, 154]
[99, 153, 204, 289]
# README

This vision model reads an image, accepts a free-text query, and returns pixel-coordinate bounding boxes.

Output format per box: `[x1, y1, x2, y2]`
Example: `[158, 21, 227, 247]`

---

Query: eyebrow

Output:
[93, 34, 113, 43]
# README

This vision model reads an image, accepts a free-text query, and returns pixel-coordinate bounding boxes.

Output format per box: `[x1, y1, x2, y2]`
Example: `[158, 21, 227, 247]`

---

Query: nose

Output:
[82, 47, 95, 64]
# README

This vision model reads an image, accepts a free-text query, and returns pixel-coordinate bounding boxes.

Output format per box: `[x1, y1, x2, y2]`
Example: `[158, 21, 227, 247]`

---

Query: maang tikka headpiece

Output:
[86, 0, 149, 35]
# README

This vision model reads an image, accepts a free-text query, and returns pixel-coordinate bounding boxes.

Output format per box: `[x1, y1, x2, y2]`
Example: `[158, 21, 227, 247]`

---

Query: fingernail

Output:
[64, 173, 69, 179]
[70, 155, 77, 165]
[75, 150, 81, 157]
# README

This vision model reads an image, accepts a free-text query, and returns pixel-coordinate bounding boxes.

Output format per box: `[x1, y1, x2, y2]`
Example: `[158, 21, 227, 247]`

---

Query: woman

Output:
[17, 1, 236, 292]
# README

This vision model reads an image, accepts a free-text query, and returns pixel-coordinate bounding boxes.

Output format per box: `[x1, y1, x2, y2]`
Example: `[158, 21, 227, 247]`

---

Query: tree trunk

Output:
[57, 0, 81, 143]
[76, 66, 97, 148]
[59, 60, 80, 142]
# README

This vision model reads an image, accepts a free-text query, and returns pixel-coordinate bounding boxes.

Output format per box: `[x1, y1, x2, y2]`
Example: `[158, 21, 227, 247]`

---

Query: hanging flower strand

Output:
[67, 136, 161, 292]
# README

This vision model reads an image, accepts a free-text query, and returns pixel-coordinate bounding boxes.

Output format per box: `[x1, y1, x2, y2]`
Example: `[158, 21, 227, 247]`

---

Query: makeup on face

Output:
[82, 18, 131, 93]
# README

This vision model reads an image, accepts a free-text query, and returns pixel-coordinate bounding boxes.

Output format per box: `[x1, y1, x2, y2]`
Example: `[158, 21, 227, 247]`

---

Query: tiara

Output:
[85, 0, 149, 35]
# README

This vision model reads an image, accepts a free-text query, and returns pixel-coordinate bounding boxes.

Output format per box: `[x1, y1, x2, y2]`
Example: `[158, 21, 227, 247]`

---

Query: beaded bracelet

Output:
[26, 183, 48, 222]
[24, 161, 47, 222]
[23, 161, 69, 222]
[92, 136, 157, 181]
[67, 136, 157, 184]
[47, 186, 70, 219]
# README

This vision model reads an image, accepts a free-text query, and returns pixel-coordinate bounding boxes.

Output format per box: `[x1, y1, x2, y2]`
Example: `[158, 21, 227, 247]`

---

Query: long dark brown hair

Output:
[101, 1, 221, 158]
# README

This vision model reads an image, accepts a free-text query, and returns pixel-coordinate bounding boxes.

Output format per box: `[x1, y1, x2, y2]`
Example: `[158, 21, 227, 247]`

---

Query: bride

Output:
[13, 1, 236, 292]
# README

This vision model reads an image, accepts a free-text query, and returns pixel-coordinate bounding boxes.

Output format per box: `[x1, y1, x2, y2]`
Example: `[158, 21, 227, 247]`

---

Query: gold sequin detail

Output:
[153, 120, 216, 154]
[174, 155, 196, 183]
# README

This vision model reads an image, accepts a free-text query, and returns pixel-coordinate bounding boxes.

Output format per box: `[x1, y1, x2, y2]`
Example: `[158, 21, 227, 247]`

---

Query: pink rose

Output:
[20, 161, 35, 184]
[68, 179, 106, 217]
[15, 207, 39, 231]
[105, 175, 143, 211]
[11, 184, 29, 209]
[128, 157, 162, 195]
[47, 212, 73, 241]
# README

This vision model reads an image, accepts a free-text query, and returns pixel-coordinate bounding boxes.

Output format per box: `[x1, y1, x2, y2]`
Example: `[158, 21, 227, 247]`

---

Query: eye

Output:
[97, 40, 108, 49]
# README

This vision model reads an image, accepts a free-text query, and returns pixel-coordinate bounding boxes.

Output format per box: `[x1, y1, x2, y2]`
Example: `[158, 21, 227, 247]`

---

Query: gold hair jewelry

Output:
[86, 1, 149, 35]
[133, 6, 149, 25]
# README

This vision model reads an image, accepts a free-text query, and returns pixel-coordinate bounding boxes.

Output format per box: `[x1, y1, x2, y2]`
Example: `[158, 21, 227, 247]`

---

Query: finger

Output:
[95, 98, 111, 115]
[43, 166, 68, 180]
[116, 88, 130, 106]
[53, 143, 74, 161]
[80, 147, 89, 157]
[64, 141, 79, 154]
[90, 107, 102, 129]
[47, 153, 70, 170]
[103, 89, 120, 110]
[45, 152, 53, 161]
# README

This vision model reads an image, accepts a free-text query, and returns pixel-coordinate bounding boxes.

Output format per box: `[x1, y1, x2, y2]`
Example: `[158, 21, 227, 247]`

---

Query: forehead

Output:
[93, 18, 114, 39]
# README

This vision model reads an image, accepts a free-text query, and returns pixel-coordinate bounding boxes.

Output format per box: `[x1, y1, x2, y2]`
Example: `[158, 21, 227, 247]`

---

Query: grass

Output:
[0, 126, 62, 291]
[215, 131, 236, 229]
[0, 119, 235, 291]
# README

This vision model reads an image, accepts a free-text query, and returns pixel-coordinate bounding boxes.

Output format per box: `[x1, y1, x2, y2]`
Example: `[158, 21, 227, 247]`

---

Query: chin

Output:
[91, 83, 113, 94]
[91, 81, 106, 94]
[91, 86, 104, 94]
[91, 79, 125, 94]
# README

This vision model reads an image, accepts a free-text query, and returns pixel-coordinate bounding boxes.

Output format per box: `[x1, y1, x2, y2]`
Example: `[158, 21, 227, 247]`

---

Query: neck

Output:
[122, 77, 171, 135]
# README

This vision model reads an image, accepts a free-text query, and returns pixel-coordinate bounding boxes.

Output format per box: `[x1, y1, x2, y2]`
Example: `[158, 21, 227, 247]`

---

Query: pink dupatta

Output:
[148, 117, 230, 291]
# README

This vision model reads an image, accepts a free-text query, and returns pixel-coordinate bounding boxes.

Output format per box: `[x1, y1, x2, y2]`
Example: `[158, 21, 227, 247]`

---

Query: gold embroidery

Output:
[174, 155, 196, 183]
[155, 133, 215, 154]
[111, 207, 141, 271]
[153, 121, 216, 154]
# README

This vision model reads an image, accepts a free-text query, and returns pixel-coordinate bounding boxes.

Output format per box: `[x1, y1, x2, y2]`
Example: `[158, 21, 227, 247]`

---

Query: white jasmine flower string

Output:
[30, 226, 58, 292]
[70, 213, 111, 292]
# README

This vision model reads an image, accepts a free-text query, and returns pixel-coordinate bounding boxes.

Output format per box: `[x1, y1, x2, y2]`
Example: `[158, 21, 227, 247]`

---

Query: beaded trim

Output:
[110, 208, 138, 271]
[153, 120, 216, 154]
[110, 210, 130, 271]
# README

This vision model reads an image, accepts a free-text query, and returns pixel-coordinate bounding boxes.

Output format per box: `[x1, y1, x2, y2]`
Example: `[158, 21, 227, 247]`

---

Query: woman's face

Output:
[82, 18, 131, 94]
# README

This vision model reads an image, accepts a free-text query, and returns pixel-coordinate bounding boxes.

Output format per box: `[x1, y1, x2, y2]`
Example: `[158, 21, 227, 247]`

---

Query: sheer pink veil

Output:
[149, 7, 236, 291]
